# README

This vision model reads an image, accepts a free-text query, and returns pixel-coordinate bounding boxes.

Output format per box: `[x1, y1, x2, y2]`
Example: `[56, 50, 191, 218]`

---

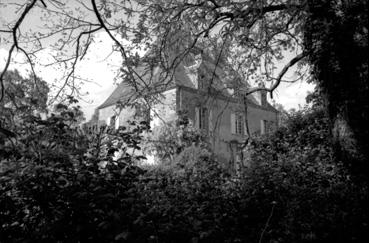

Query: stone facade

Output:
[177, 85, 278, 166]
[96, 51, 279, 169]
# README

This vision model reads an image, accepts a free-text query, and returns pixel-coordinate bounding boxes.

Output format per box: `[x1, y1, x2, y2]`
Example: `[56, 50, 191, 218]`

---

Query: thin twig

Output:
[246, 52, 308, 98]
[258, 202, 276, 243]
[0, 0, 44, 103]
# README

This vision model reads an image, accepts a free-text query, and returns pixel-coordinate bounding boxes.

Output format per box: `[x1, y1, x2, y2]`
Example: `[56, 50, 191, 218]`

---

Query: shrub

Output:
[0, 102, 148, 242]
[1, 103, 367, 242]
[239, 107, 368, 242]
[144, 112, 209, 165]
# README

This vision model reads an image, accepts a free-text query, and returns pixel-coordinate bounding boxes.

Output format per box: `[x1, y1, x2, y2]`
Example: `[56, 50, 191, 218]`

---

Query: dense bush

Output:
[1, 103, 367, 242]
[240, 107, 368, 242]
[144, 112, 209, 165]
[0, 101, 148, 242]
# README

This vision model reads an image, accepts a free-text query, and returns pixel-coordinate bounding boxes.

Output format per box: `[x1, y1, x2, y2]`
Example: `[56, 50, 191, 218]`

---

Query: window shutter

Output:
[115, 116, 120, 130]
[195, 107, 200, 129]
[204, 108, 209, 131]
[260, 120, 266, 134]
[230, 112, 236, 134]
[243, 115, 248, 136]
[110, 115, 116, 127]
[209, 109, 213, 134]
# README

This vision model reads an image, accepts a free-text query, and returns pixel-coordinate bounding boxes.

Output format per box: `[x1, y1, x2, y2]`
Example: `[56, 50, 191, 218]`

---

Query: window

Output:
[261, 120, 275, 134]
[198, 74, 208, 90]
[110, 115, 116, 127]
[267, 121, 275, 133]
[195, 107, 208, 132]
[235, 114, 244, 135]
[231, 112, 245, 135]
[134, 103, 150, 122]
[199, 107, 208, 131]
[106, 115, 119, 129]
[199, 79, 205, 90]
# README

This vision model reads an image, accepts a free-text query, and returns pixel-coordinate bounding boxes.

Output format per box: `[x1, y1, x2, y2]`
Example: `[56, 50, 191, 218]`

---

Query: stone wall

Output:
[98, 86, 278, 169]
[178, 86, 278, 167]
[98, 103, 137, 128]
[150, 88, 177, 128]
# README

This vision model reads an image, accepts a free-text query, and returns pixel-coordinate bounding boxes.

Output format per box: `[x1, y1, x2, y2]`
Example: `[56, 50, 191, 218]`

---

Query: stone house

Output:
[96, 50, 278, 168]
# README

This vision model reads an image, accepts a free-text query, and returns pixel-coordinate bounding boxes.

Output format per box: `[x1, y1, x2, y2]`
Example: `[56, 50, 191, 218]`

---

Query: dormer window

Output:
[199, 78, 205, 90]
[198, 73, 207, 90]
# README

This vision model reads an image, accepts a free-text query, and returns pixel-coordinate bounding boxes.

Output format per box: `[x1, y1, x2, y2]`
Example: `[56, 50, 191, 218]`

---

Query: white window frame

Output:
[195, 106, 208, 131]
[231, 112, 246, 135]
[261, 119, 267, 135]
[115, 116, 120, 130]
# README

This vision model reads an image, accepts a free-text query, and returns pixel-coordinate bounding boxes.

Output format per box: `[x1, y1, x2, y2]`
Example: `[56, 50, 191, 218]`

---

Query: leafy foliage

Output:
[304, 0, 368, 168]
[0, 1, 367, 240]
[1, 103, 367, 242]
[0, 70, 49, 141]
[240, 107, 368, 242]
[144, 112, 209, 165]
[0, 70, 49, 110]
[0, 100, 149, 242]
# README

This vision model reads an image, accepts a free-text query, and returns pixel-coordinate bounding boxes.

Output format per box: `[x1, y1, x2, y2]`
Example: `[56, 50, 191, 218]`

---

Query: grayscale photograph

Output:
[0, 0, 368, 242]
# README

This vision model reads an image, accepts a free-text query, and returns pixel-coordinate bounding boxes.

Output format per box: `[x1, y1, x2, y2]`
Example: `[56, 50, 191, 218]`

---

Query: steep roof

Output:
[98, 63, 195, 109]
[98, 82, 136, 109]
[98, 51, 277, 112]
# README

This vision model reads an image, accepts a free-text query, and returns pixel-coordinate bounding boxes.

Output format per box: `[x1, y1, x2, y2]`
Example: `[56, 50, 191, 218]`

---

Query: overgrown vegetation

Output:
[0, 1, 367, 241]
[1, 95, 367, 242]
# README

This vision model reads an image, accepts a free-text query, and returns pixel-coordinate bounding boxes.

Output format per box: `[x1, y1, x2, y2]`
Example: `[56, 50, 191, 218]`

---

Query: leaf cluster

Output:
[0, 101, 367, 242]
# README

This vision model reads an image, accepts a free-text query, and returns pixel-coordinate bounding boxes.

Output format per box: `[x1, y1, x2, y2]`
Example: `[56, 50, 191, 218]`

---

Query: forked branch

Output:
[246, 52, 308, 98]
[0, 0, 46, 103]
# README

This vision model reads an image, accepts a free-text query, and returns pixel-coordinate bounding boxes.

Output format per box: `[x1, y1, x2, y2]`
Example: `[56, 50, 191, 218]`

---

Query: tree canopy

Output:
[0, 2, 368, 241]
[0, 0, 309, 100]
[0, 0, 368, 168]
[0, 70, 49, 139]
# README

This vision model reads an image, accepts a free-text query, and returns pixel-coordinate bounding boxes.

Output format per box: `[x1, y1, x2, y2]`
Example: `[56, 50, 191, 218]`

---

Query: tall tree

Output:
[0, 70, 49, 116]
[0, 69, 49, 139]
[304, 0, 368, 173]
[0, 0, 367, 171]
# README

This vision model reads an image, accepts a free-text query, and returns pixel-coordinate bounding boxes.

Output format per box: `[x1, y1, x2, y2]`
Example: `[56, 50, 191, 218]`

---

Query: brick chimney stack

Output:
[256, 82, 267, 106]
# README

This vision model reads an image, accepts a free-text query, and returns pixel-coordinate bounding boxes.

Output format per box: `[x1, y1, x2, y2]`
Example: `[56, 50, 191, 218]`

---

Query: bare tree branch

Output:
[0, 45, 16, 103]
[91, 0, 143, 92]
[50, 26, 102, 103]
[0, 0, 47, 103]
[246, 52, 308, 98]
[12, 0, 38, 48]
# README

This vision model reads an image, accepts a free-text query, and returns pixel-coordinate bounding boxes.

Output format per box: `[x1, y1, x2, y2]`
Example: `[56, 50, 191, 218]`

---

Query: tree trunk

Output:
[304, 0, 368, 176]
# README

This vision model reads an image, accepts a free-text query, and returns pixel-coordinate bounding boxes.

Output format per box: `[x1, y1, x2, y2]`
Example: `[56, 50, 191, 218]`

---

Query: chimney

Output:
[257, 82, 267, 106]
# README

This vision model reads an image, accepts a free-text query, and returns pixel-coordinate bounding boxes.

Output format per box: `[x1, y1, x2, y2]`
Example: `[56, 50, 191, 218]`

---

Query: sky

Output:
[0, 32, 315, 120]
[0, 32, 122, 120]
[0, 1, 315, 121]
